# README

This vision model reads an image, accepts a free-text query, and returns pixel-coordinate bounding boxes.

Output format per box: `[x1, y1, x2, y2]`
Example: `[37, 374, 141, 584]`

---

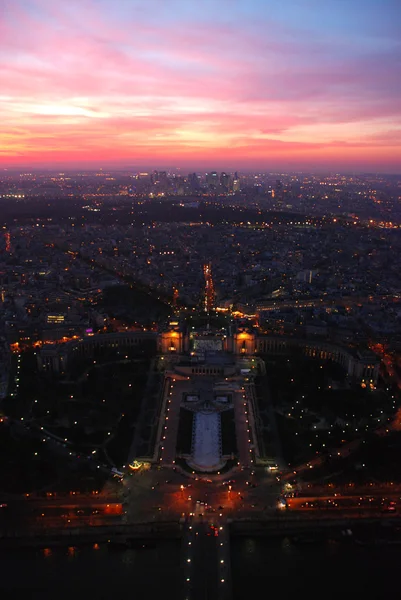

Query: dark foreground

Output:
[1, 530, 401, 599]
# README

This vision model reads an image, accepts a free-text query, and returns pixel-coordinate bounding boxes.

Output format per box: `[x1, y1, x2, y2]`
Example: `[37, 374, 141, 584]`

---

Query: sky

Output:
[0, 0, 400, 172]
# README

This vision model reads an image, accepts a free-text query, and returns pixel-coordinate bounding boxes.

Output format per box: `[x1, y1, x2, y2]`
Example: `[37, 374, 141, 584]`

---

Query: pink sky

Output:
[1, 0, 400, 172]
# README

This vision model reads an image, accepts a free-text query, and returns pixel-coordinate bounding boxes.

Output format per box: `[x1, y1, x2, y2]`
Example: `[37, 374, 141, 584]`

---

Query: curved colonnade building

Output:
[38, 328, 380, 388]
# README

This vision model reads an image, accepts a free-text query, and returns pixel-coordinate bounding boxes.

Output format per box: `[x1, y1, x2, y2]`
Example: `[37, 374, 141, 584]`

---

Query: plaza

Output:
[156, 328, 260, 475]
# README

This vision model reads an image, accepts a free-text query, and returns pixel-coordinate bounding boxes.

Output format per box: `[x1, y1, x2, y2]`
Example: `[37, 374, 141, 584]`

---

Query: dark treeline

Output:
[0, 196, 328, 228]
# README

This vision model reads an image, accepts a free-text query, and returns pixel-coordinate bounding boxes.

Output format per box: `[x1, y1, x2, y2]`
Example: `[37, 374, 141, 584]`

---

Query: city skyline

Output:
[1, 0, 401, 172]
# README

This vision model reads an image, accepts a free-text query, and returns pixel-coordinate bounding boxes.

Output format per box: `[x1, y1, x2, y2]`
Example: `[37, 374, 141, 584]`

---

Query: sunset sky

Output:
[1, 0, 400, 172]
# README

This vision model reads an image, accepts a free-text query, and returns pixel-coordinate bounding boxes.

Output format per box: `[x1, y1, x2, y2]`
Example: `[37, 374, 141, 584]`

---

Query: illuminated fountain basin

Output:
[187, 410, 226, 473]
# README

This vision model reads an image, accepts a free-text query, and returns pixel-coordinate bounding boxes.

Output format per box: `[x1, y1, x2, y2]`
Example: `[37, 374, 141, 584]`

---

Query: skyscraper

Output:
[206, 171, 219, 191]
[275, 179, 284, 204]
[189, 172, 200, 192]
[220, 172, 230, 192]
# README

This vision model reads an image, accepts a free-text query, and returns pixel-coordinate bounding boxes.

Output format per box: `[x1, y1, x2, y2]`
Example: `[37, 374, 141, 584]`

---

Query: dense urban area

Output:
[1, 169, 401, 599]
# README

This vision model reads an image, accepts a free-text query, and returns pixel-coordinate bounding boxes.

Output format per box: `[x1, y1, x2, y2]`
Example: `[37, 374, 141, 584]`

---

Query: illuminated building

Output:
[189, 172, 200, 192]
[35, 325, 380, 386]
[233, 329, 256, 355]
[206, 172, 219, 191]
[46, 314, 65, 325]
[220, 172, 230, 192]
[159, 321, 184, 353]
[37, 345, 67, 375]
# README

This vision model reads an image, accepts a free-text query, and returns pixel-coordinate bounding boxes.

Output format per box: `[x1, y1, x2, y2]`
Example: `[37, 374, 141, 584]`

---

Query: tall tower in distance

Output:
[189, 172, 200, 192]
[220, 172, 230, 192]
[206, 172, 219, 192]
[233, 172, 240, 192]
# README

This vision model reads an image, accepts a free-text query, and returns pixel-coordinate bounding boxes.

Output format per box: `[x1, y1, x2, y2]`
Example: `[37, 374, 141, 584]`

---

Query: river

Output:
[1, 534, 400, 599]
[231, 535, 400, 599]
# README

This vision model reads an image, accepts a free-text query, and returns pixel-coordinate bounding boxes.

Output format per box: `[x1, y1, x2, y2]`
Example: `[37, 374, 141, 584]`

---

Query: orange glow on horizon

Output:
[0, 1, 400, 172]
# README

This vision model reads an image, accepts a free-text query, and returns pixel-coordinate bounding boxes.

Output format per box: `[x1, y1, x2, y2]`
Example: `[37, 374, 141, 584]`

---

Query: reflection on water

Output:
[0, 541, 181, 599]
[280, 536, 295, 556]
[245, 538, 256, 555]
[231, 536, 401, 599]
[4, 534, 401, 599]
[121, 548, 140, 566]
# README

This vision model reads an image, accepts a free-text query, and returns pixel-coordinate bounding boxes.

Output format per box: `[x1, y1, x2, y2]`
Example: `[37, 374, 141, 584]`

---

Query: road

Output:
[8, 468, 401, 537]
[285, 489, 401, 517]
[121, 466, 401, 524]
[123, 465, 284, 520]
